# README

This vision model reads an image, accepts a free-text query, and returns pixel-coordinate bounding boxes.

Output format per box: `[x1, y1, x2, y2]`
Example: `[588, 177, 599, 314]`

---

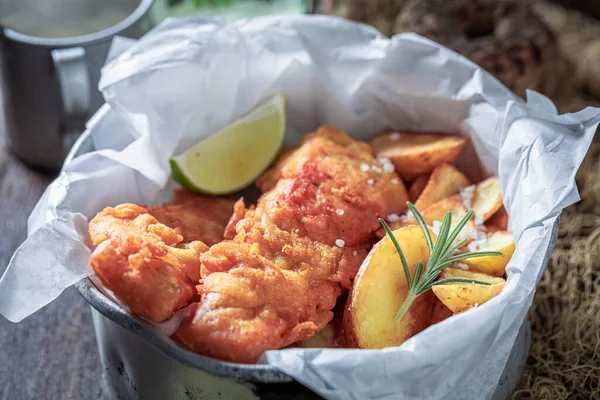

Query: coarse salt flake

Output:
[474, 213, 484, 226]
[371, 165, 382, 173]
[387, 213, 401, 222]
[367, 178, 374, 185]
[360, 163, 370, 172]
[389, 132, 401, 141]
[467, 238, 487, 252]
[335, 239, 345, 248]
[470, 228, 488, 241]
[377, 156, 391, 164]
[336, 209, 345, 216]
[459, 185, 476, 209]
[391, 178, 399, 184]
[406, 210, 414, 218]
[456, 226, 469, 240]
[456, 262, 469, 271]
[383, 163, 395, 172]
[432, 220, 442, 235]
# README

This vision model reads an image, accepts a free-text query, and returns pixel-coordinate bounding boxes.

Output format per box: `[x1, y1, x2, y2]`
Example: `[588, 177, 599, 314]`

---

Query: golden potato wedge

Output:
[462, 231, 515, 277]
[414, 163, 472, 210]
[420, 197, 477, 242]
[371, 131, 467, 180]
[486, 206, 509, 231]
[383, 196, 478, 242]
[408, 174, 429, 202]
[429, 298, 454, 325]
[431, 268, 505, 313]
[344, 225, 435, 349]
[471, 176, 503, 223]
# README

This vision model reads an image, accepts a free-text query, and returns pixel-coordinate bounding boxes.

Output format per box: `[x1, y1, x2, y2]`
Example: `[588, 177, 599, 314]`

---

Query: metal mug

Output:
[0, 0, 159, 170]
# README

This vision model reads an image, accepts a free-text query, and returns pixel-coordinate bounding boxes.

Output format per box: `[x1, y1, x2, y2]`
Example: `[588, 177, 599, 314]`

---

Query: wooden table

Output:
[0, 139, 102, 399]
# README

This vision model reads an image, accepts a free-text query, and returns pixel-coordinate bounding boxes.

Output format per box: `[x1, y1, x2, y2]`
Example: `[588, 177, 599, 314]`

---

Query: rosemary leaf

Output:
[379, 218, 412, 290]
[440, 209, 474, 255]
[428, 211, 451, 268]
[429, 277, 492, 287]
[412, 260, 423, 287]
[407, 203, 434, 255]
[434, 251, 503, 271]
[381, 201, 503, 323]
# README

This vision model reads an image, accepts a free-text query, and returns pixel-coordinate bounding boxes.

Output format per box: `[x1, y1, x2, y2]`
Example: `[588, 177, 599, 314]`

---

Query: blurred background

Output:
[0, 1, 599, 399]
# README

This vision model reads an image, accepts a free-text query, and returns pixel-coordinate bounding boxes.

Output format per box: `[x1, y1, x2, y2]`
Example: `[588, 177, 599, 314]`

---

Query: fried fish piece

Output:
[175, 126, 409, 363]
[88, 190, 234, 322]
[150, 190, 235, 246]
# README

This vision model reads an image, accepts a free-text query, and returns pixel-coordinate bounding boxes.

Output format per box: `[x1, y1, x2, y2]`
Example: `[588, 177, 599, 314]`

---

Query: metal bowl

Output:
[68, 128, 535, 400]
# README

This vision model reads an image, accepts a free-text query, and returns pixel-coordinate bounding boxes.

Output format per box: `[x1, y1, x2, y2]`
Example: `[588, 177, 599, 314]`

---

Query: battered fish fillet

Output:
[88, 190, 234, 322]
[175, 126, 409, 363]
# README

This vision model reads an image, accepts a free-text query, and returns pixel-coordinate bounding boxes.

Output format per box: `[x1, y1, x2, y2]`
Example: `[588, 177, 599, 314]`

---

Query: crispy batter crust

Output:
[175, 126, 408, 363]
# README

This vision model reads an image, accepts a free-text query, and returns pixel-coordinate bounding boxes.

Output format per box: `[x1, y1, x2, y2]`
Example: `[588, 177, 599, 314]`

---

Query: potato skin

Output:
[414, 163, 471, 210]
[344, 290, 434, 349]
[429, 298, 454, 325]
[408, 173, 430, 202]
[463, 231, 515, 277]
[344, 225, 435, 349]
[342, 298, 360, 348]
[432, 268, 505, 313]
[486, 206, 509, 231]
[471, 176, 503, 221]
[371, 131, 467, 180]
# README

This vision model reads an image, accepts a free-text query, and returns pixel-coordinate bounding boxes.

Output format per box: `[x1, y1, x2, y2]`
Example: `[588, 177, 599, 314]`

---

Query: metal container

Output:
[0, 0, 158, 170]
[65, 128, 548, 400]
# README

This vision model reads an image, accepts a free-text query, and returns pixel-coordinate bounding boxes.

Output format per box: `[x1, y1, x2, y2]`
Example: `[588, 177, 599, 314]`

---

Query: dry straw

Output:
[513, 140, 600, 400]
[513, 4, 600, 398]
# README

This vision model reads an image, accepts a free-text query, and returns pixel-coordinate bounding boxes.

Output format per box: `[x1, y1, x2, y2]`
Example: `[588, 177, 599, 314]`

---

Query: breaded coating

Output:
[88, 190, 234, 322]
[175, 126, 408, 362]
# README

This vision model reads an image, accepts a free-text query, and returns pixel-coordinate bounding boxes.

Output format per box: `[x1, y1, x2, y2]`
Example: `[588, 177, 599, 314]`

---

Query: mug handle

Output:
[51, 47, 91, 149]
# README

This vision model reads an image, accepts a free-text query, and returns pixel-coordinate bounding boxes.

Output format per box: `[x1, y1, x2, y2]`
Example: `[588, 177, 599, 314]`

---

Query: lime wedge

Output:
[170, 94, 286, 195]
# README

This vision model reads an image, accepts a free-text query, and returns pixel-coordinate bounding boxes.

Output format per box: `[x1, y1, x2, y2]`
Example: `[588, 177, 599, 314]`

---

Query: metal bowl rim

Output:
[75, 278, 293, 383]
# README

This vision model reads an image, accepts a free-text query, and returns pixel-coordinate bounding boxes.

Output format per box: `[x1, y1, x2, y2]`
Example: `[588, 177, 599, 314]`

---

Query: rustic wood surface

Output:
[0, 136, 103, 399]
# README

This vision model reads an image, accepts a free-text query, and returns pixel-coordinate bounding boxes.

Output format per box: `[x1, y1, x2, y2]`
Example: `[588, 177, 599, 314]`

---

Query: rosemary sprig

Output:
[379, 202, 502, 322]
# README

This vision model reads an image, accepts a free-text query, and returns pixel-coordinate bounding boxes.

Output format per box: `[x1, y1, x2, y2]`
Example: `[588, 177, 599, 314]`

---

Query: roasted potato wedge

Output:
[382, 196, 479, 241]
[371, 131, 467, 180]
[463, 231, 515, 276]
[429, 298, 454, 325]
[486, 206, 508, 231]
[414, 163, 471, 210]
[408, 174, 429, 203]
[404, 197, 478, 242]
[471, 176, 503, 223]
[432, 268, 505, 313]
[344, 225, 435, 349]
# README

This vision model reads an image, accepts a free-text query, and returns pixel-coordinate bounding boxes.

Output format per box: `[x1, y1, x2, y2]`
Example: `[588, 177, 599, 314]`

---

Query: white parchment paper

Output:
[1, 15, 599, 400]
